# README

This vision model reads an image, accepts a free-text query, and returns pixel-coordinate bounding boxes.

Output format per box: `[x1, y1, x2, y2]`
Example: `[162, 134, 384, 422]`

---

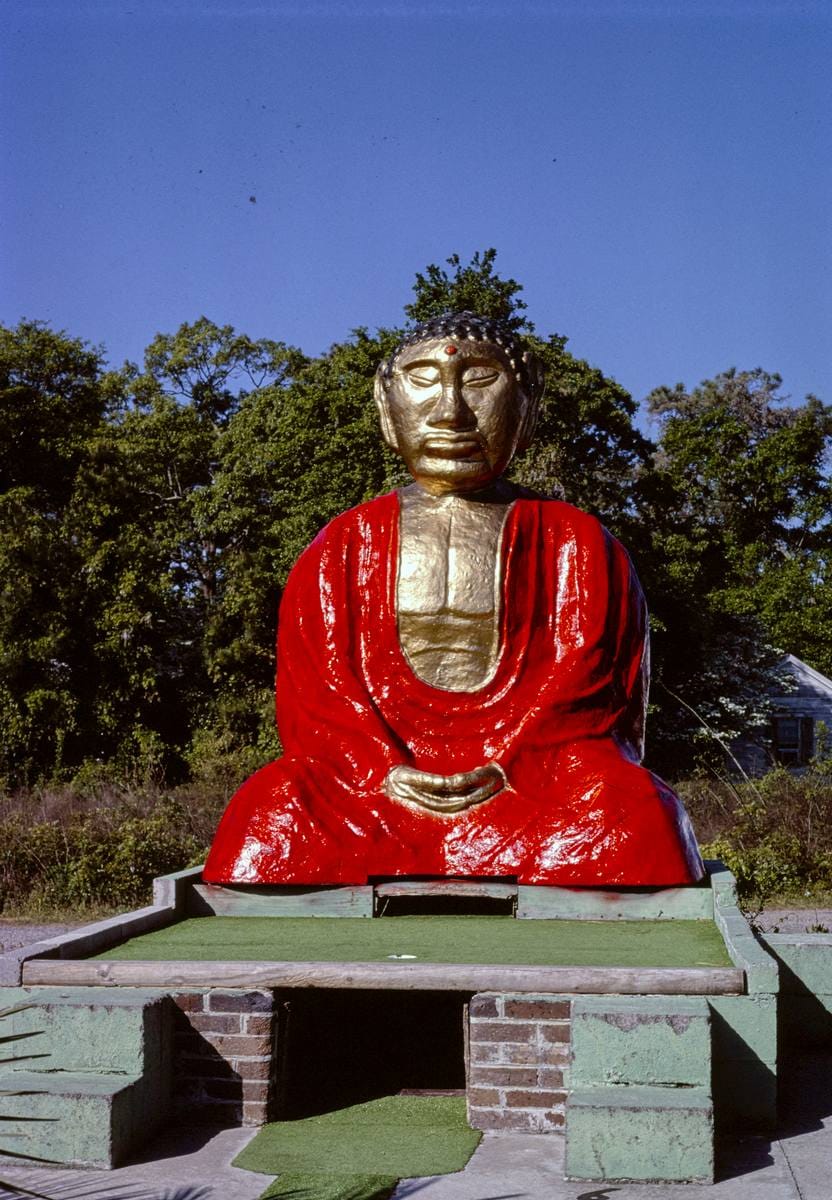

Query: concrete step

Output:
[0, 988, 169, 1076]
[565, 1084, 714, 1182]
[0, 989, 172, 1166]
[0, 1070, 153, 1167]
[570, 995, 711, 1087]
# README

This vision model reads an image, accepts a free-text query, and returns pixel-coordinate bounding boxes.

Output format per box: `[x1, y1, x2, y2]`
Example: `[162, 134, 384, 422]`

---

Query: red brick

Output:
[495, 1044, 539, 1065]
[185, 1013, 242, 1035]
[242, 1080, 270, 1103]
[207, 990, 274, 1014]
[468, 1108, 538, 1132]
[470, 1042, 501, 1064]
[469, 1066, 538, 1088]
[503, 999, 570, 1021]
[244, 1013, 274, 1036]
[537, 1067, 564, 1088]
[543, 1109, 566, 1128]
[200, 1034, 272, 1057]
[467, 1087, 500, 1106]
[540, 1043, 570, 1066]
[231, 1056, 272, 1080]
[540, 1022, 570, 1043]
[243, 1100, 270, 1126]
[469, 995, 500, 1018]
[171, 993, 206, 1013]
[505, 1089, 567, 1108]
[470, 1021, 535, 1043]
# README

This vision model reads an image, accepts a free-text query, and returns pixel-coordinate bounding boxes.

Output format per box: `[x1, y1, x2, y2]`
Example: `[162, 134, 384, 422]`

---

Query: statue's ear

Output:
[374, 364, 399, 452]
[516, 351, 544, 454]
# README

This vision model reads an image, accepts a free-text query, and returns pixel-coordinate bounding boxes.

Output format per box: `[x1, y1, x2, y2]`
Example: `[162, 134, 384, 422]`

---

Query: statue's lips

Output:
[422, 434, 484, 459]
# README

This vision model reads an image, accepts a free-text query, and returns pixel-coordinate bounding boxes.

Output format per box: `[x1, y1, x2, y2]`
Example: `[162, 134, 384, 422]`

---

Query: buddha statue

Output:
[204, 312, 704, 887]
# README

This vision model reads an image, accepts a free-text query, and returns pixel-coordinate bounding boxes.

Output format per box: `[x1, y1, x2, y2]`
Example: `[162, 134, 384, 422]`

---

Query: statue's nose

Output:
[427, 378, 475, 429]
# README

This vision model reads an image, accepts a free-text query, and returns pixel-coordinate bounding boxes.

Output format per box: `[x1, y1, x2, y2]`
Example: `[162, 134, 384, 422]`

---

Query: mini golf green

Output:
[234, 1094, 480, 1199]
[93, 914, 732, 967]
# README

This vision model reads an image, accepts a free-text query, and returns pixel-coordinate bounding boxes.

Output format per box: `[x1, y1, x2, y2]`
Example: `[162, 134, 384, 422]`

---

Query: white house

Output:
[735, 654, 832, 775]
[769, 654, 832, 767]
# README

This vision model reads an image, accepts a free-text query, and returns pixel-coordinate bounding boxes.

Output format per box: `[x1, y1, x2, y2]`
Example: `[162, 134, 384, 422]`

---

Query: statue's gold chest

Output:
[396, 493, 509, 691]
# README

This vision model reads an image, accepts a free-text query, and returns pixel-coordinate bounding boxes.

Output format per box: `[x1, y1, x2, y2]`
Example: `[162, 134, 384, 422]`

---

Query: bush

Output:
[679, 760, 832, 903]
[0, 779, 229, 915]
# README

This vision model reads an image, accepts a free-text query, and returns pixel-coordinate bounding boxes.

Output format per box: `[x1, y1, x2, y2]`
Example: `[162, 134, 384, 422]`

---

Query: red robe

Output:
[204, 492, 704, 886]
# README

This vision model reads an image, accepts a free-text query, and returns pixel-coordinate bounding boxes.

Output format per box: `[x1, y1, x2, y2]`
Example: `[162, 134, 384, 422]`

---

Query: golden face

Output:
[375, 337, 530, 495]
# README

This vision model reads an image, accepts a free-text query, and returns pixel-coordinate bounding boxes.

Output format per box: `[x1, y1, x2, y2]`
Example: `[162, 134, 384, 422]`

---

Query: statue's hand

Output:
[384, 763, 505, 814]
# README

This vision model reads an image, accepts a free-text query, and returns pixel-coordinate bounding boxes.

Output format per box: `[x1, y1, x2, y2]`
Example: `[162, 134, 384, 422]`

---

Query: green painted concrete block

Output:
[708, 994, 777, 1131]
[566, 1085, 714, 1182]
[0, 1072, 146, 1167]
[709, 993, 777, 1062]
[0, 989, 168, 1077]
[571, 997, 710, 1088]
[778, 992, 832, 1050]
[714, 905, 779, 995]
[707, 861, 738, 907]
[763, 934, 832, 997]
[711, 1055, 777, 1131]
[0, 988, 172, 1166]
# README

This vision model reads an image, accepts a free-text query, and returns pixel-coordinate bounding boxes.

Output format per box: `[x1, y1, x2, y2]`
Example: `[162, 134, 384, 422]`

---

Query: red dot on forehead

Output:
[444, 344, 457, 355]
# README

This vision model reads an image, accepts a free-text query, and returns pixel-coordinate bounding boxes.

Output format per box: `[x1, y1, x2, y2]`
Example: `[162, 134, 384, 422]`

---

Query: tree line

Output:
[2, 250, 830, 788]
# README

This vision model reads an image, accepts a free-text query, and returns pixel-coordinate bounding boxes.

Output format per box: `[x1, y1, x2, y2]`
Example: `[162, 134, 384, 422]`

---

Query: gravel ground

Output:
[753, 907, 832, 933]
[0, 921, 80, 953]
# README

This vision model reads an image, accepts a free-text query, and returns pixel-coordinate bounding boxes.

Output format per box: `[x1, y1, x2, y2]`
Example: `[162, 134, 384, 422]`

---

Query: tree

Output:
[641, 368, 832, 770]
[0, 322, 108, 783]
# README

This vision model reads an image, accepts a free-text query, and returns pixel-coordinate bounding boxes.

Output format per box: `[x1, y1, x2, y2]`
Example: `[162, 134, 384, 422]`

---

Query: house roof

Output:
[778, 654, 832, 701]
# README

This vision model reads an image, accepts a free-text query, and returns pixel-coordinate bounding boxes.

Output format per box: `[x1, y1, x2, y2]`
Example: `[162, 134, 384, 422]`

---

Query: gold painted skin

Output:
[373, 336, 540, 815]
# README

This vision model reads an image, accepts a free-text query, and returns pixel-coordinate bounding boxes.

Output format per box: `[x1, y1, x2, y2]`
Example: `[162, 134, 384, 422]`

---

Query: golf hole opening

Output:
[278, 989, 471, 1118]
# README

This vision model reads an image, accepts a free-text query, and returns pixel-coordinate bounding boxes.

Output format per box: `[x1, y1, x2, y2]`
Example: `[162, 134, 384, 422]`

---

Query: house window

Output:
[772, 715, 815, 766]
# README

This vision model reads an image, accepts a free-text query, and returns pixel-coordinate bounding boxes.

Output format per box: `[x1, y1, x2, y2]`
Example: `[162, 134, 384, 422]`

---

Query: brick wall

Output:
[171, 988, 285, 1126]
[467, 993, 570, 1133]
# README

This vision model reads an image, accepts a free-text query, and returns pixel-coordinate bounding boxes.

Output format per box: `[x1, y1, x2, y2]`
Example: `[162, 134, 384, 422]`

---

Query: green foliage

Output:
[0, 788, 212, 914]
[641, 368, 832, 772]
[404, 249, 531, 331]
[682, 762, 832, 902]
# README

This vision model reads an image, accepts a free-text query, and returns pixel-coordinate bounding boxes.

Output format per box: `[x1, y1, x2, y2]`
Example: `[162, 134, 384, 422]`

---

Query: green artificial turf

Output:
[234, 1094, 480, 1181]
[257, 1173, 398, 1199]
[94, 914, 732, 967]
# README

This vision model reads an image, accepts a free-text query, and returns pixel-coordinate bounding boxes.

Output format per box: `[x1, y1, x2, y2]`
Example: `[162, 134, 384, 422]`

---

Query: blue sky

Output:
[2, 0, 830, 417]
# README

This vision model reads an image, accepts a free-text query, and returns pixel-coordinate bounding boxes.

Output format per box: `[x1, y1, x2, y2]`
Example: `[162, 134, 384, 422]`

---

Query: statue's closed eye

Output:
[463, 369, 501, 387]
[406, 367, 440, 388]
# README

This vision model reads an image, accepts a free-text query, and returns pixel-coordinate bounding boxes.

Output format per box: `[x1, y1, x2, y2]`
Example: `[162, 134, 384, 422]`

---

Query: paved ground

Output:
[0, 922, 82, 954]
[0, 1055, 829, 1200]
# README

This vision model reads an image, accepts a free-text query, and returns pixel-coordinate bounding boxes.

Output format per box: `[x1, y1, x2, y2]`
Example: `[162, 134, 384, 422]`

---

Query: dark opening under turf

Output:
[234, 1094, 481, 1194]
[94, 914, 732, 968]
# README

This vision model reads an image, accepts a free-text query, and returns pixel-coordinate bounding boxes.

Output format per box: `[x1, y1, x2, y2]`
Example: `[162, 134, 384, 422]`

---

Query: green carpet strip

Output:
[234, 1095, 481, 1200]
[95, 914, 732, 967]
[257, 1173, 398, 1200]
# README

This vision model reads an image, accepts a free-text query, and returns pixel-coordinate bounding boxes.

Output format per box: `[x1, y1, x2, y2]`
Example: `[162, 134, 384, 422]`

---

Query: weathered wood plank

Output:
[516, 885, 713, 921]
[373, 880, 518, 900]
[187, 883, 374, 918]
[22, 958, 744, 995]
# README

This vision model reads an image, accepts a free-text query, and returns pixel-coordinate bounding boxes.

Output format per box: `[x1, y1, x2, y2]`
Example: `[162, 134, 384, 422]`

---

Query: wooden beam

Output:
[187, 883, 374, 918]
[22, 958, 744, 995]
[516, 884, 714, 921]
[373, 880, 517, 900]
